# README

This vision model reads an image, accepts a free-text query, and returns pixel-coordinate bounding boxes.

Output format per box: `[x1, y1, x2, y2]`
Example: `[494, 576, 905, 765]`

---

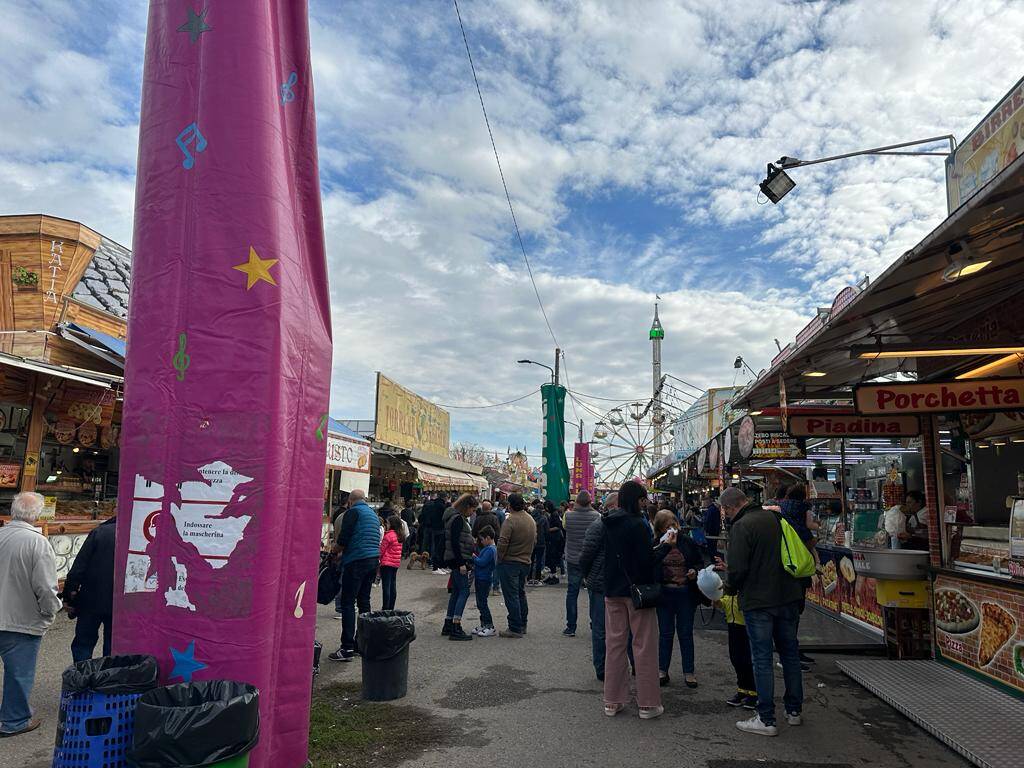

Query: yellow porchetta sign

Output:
[374, 373, 450, 456]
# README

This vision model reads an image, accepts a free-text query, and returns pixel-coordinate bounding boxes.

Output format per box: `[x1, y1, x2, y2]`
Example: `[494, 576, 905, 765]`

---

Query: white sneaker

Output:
[435, 568, 450, 575]
[638, 705, 664, 720]
[476, 627, 496, 637]
[736, 715, 778, 737]
[786, 712, 803, 726]
[470, 626, 483, 635]
[332, 613, 343, 620]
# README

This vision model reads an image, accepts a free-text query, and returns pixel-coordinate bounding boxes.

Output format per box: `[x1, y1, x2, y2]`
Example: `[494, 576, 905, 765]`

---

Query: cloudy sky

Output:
[3, 0, 1023, 465]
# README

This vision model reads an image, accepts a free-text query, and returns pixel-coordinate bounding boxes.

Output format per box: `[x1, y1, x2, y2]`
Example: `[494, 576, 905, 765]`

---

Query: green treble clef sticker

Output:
[316, 413, 328, 441]
[173, 333, 191, 381]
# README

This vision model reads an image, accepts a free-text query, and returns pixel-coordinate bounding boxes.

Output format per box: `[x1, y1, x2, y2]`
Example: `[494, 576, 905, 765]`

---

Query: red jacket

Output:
[379, 529, 402, 568]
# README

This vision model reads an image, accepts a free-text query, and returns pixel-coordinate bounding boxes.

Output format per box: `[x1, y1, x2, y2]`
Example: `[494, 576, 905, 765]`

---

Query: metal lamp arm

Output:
[777, 134, 957, 170]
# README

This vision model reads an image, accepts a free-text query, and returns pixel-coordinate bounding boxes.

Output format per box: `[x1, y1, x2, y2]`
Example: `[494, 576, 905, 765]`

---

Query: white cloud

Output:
[2, 0, 1023, 463]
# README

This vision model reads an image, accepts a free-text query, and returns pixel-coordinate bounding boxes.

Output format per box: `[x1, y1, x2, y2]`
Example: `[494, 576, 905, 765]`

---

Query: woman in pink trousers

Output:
[599, 480, 674, 719]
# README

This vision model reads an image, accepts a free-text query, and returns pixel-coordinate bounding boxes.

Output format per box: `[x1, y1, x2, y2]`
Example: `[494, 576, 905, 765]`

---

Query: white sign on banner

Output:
[326, 435, 371, 473]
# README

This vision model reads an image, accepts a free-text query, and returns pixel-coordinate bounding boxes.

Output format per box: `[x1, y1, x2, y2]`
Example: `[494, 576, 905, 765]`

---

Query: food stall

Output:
[733, 147, 1024, 692]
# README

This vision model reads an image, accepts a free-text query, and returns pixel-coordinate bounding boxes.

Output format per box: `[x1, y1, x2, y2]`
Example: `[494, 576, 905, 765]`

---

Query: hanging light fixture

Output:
[942, 240, 991, 283]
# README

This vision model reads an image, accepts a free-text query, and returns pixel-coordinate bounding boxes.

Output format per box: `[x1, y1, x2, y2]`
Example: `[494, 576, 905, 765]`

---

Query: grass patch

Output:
[309, 682, 463, 767]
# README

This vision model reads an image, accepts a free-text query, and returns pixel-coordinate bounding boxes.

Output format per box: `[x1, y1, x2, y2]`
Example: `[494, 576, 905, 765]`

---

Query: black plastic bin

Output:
[357, 610, 415, 701]
[128, 680, 259, 768]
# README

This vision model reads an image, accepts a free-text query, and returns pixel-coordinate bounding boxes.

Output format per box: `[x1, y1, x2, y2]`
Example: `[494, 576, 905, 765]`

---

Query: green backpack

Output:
[779, 516, 816, 578]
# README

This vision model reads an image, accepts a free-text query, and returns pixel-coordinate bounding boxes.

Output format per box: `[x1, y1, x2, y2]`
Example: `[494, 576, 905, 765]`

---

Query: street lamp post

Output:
[517, 358, 555, 383]
[759, 134, 957, 204]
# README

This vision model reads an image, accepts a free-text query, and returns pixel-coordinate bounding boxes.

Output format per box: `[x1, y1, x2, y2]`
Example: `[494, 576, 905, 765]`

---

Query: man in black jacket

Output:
[63, 516, 116, 662]
[721, 487, 804, 737]
[418, 493, 447, 572]
[579, 491, 616, 680]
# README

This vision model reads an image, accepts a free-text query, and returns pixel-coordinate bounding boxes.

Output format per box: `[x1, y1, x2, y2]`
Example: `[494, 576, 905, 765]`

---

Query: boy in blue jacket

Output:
[471, 527, 497, 637]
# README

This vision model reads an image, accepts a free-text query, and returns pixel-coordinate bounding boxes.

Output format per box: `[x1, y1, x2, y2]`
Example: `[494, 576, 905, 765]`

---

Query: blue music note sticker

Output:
[280, 72, 297, 105]
[175, 122, 208, 170]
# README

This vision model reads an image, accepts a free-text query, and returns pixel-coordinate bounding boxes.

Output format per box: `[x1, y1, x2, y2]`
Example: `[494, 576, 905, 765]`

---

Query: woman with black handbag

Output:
[652, 511, 706, 688]
[601, 480, 673, 720]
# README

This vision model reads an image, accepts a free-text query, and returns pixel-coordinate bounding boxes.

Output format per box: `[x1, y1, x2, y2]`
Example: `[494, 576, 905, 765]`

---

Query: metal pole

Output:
[840, 439, 848, 540]
[579, 420, 584, 442]
[780, 134, 957, 170]
[554, 348, 560, 385]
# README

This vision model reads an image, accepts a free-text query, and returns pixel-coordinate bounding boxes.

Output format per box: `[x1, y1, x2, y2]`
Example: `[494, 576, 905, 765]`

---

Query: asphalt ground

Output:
[7, 566, 970, 768]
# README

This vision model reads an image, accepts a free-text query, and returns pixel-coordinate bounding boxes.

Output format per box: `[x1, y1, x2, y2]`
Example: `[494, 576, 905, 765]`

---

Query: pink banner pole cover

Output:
[113, 2, 331, 766]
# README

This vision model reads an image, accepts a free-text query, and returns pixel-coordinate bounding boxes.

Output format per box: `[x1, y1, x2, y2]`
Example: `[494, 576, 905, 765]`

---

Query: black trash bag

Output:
[129, 681, 259, 768]
[62, 654, 160, 695]
[55, 655, 160, 751]
[317, 552, 341, 605]
[357, 610, 415, 662]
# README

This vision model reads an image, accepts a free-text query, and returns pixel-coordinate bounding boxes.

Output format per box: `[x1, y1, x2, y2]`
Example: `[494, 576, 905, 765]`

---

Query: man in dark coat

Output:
[63, 516, 116, 662]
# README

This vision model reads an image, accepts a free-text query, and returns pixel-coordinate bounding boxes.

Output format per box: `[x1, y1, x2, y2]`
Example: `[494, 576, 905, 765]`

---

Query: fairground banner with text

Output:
[571, 441, 594, 496]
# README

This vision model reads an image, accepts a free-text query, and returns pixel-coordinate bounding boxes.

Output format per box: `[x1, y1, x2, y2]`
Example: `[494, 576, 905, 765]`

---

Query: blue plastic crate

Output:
[52, 689, 142, 768]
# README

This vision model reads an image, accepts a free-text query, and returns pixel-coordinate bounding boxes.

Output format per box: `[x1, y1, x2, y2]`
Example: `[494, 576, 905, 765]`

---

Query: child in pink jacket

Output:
[379, 516, 405, 610]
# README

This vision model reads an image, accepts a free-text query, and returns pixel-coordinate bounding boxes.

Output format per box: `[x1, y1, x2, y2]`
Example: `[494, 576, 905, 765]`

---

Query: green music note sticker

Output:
[316, 414, 328, 441]
[173, 333, 191, 381]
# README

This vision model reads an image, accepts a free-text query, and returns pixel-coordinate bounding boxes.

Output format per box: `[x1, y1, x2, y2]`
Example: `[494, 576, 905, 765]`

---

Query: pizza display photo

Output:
[935, 589, 980, 634]
[978, 602, 1017, 667]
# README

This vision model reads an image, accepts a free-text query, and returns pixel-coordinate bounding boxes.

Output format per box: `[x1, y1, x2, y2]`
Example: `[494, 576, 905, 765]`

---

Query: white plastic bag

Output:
[697, 565, 724, 601]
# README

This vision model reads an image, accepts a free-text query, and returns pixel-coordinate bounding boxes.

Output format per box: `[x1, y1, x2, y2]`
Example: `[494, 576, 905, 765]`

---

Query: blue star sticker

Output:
[170, 640, 208, 682]
[177, 7, 212, 44]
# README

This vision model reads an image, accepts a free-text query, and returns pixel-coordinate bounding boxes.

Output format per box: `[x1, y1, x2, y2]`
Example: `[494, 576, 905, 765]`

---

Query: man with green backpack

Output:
[719, 487, 805, 738]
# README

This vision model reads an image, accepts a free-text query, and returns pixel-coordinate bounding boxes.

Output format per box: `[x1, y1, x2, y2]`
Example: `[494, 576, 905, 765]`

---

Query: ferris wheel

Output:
[591, 401, 664, 489]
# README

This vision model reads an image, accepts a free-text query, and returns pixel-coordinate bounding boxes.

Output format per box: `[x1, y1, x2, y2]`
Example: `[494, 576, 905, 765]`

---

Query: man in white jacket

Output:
[0, 492, 61, 737]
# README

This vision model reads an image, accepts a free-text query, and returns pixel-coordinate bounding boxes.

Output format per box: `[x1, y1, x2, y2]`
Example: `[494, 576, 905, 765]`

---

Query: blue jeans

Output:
[745, 601, 804, 726]
[475, 578, 493, 627]
[72, 612, 112, 663]
[339, 557, 378, 651]
[380, 566, 398, 611]
[498, 562, 530, 633]
[565, 563, 583, 632]
[589, 588, 605, 676]
[657, 586, 697, 674]
[446, 570, 471, 620]
[0, 630, 42, 733]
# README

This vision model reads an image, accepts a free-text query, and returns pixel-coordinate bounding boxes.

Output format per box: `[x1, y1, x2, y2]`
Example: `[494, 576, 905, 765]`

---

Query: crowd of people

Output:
[0, 474, 825, 739]
[327, 479, 820, 735]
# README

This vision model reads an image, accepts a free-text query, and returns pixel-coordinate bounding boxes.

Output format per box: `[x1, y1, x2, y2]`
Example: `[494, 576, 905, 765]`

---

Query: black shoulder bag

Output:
[615, 546, 662, 609]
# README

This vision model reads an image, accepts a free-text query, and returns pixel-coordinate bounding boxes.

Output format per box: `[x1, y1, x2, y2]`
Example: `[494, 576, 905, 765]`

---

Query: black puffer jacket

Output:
[579, 513, 607, 592]
[601, 508, 666, 599]
[443, 507, 475, 567]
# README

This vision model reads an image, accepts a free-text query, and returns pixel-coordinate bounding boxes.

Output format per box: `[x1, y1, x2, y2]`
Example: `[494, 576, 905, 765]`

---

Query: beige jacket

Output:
[497, 510, 537, 565]
[0, 520, 62, 636]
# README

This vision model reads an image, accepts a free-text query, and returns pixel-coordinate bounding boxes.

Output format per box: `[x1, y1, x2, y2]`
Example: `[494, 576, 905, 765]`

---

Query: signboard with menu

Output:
[374, 373, 450, 456]
[946, 75, 1024, 212]
[0, 461, 20, 488]
[751, 433, 805, 460]
[325, 434, 370, 473]
[934, 573, 1024, 695]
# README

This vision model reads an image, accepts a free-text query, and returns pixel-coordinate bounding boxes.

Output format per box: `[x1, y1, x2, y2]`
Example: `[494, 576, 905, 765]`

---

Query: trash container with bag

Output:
[357, 610, 415, 701]
[52, 654, 160, 768]
[128, 680, 259, 768]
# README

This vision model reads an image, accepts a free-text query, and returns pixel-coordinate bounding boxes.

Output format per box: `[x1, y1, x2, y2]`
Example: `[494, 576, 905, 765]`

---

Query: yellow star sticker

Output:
[233, 246, 279, 290]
